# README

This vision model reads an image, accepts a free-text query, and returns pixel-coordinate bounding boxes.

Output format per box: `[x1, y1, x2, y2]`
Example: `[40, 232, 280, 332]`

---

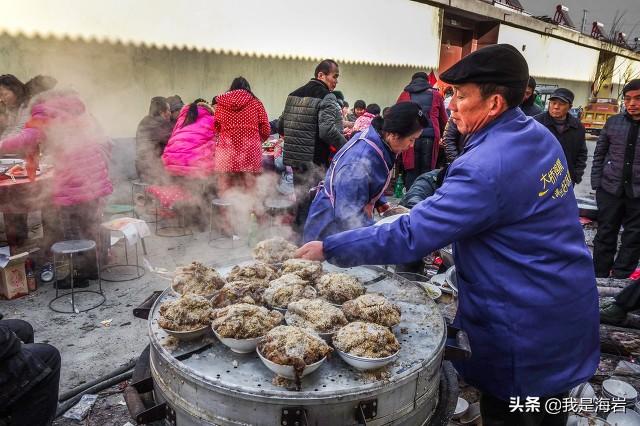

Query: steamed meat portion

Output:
[342, 294, 401, 328]
[211, 303, 283, 339]
[316, 273, 365, 304]
[172, 261, 226, 297]
[281, 259, 323, 282]
[158, 295, 213, 331]
[285, 298, 348, 333]
[226, 262, 278, 284]
[263, 274, 317, 308]
[252, 238, 298, 264]
[210, 280, 270, 308]
[333, 321, 400, 358]
[258, 325, 332, 371]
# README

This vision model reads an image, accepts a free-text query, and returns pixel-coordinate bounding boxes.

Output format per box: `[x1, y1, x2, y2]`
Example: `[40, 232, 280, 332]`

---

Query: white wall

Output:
[497, 25, 600, 83]
[0, 34, 424, 137]
[2, 0, 442, 69]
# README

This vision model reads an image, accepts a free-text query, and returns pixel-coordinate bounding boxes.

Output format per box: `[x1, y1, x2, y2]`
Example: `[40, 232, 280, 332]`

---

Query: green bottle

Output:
[394, 175, 405, 198]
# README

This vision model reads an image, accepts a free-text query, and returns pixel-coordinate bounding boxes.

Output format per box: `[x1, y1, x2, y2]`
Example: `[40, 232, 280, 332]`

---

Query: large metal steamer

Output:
[128, 261, 466, 426]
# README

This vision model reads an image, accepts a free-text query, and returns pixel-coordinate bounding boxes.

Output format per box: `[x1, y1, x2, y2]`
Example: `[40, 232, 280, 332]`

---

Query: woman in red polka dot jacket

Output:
[214, 77, 271, 197]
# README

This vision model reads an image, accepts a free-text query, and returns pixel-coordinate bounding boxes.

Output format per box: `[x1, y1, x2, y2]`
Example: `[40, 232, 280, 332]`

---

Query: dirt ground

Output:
[2, 208, 283, 424]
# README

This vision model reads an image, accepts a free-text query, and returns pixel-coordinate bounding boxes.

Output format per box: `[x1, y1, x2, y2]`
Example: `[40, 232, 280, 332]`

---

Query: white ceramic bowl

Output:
[256, 347, 326, 380]
[603, 379, 638, 402]
[607, 410, 640, 426]
[160, 324, 209, 342]
[452, 397, 469, 420]
[569, 382, 597, 400]
[212, 329, 262, 354]
[335, 348, 399, 371]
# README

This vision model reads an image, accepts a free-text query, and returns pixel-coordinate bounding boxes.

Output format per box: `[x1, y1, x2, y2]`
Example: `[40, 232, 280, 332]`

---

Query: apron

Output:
[320, 128, 393, 219]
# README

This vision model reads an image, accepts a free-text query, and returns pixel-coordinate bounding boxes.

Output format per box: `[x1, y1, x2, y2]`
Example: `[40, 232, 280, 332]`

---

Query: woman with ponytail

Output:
[303, 102, 428, 242]
[162, 98, 216, 179]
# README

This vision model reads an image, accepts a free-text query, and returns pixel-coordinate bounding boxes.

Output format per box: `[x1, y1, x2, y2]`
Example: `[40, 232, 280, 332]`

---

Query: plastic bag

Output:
[63, 394, 98, 421]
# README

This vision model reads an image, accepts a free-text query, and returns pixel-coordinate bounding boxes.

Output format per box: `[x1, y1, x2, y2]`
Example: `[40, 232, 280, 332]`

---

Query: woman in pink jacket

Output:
[0, 90, 113, 280]
[162, 99, 216, 179]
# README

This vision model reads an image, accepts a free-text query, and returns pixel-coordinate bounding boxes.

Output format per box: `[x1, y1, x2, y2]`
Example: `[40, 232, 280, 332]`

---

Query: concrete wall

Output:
[497, 24, 600, 106]
[0, 33, 424, 138]
[4, 0, 442, 69]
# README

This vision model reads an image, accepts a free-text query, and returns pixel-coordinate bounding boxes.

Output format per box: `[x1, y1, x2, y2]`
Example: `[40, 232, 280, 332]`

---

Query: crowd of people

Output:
[1, 42, 640, 425]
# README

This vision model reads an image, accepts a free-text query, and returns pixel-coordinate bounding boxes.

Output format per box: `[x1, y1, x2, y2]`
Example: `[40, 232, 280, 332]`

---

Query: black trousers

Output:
[593, 188, 640, 278]
[0, 319, 61, 426]
[404, 137, 434, 190]
[480, 392, 569, 426]
[614, 279, 640, 311]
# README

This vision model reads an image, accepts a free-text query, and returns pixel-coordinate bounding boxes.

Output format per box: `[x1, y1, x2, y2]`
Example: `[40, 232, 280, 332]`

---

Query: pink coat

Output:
[0, 91, 113, 206]
[352, 112, 375, 134]
[162, 105, 216, 178]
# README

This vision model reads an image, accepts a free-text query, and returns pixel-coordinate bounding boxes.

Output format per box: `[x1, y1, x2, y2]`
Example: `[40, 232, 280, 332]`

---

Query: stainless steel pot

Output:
[134, 262, 463, 425]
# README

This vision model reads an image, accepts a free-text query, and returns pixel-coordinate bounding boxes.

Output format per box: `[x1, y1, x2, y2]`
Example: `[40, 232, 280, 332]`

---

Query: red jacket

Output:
[397, 80, 448, 170]
[214, 89, 271, 173]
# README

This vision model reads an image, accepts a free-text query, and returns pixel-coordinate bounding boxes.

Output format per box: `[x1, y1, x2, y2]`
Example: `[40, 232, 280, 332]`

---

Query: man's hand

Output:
[295, 241, 325, 261]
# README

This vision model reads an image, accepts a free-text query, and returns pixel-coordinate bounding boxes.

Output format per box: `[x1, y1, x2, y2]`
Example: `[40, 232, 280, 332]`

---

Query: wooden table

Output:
[0, 170, 52, 214]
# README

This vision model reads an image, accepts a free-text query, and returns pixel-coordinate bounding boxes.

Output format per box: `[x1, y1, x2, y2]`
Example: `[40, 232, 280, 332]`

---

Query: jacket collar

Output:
[624, 111, 640, 124]
[310, 78, 330, 91]
[539, 111, 579, 129]
[463, 107, 523, 152]
[363, 127, 397, 167]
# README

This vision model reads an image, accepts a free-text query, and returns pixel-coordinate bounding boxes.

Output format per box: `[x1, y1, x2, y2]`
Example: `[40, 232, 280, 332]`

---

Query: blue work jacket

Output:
[303, 127, 395, 243]
[322, 108, 599, 400]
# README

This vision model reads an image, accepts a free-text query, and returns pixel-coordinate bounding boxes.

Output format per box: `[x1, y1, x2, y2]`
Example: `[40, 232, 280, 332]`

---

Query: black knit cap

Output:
[440, 44, 529, 89]
[623, 79, 640, 95]
[382, 102, 429, 135]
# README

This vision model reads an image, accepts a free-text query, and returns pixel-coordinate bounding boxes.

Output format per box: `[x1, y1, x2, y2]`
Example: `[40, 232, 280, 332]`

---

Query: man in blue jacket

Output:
[297, 44, 599, 426]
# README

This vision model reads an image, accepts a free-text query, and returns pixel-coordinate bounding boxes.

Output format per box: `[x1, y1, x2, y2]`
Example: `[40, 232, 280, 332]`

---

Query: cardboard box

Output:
[0, 252, 29, 300]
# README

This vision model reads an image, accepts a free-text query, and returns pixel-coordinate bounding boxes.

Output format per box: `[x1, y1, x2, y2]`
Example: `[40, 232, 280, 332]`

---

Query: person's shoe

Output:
[600, 303, 628, 325]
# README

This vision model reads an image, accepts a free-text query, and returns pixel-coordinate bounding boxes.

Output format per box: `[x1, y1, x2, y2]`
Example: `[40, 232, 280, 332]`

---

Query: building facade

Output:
[1, 0, 638, 137]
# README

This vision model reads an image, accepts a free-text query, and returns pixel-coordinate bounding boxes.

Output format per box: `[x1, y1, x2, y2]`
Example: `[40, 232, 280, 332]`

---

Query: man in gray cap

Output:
[296, 44, 598, 425]
[534, 88, 587, 185]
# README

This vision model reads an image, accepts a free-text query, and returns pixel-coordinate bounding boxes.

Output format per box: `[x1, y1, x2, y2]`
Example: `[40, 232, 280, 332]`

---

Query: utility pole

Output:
[581, 9, 588, 34]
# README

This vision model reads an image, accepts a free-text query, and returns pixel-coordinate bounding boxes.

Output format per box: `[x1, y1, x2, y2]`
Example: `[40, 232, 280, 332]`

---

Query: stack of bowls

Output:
[602, 379, 638, 409]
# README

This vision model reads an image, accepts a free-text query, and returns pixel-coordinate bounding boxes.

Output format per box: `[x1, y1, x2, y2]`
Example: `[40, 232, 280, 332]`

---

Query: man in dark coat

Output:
[397, 72, 448, 189]
[0, 319, 61, 425]
[441, 116, 465, 164]
[135, 96, 174, 183]
[534, 88, 588, 184]
[400, 168, 445, 209]
[592, 79, 640, 279]
[279, 59, 347, 237]
[166, 94, 184, 127]
[520, 76, 543, 116]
